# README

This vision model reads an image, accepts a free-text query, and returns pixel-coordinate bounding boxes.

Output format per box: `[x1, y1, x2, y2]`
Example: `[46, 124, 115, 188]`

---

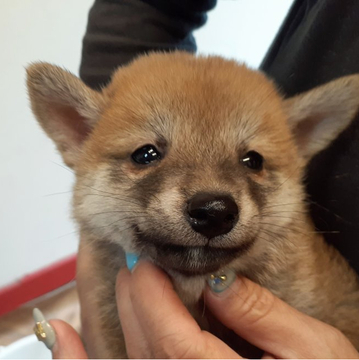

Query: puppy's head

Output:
[27, 52, 359, 276]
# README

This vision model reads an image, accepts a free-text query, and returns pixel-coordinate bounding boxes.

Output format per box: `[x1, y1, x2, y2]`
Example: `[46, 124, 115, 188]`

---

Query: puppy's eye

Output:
[132, 145, 161, 165]
[241, 151, 264, 171]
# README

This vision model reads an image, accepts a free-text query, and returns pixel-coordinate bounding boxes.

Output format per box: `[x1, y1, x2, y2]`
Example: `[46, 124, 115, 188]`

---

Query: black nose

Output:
[187, 193, 239, 239]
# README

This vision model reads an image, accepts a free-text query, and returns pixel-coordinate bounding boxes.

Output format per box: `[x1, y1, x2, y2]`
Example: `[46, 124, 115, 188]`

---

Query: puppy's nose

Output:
[187, 193, 239, 239]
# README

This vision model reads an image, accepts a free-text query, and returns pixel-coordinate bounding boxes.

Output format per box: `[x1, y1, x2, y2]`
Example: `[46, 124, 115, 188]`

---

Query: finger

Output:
[205, 275, 353, 358]
[116, 267, 150, 358]
[128, 261, 239, 358]
[49, 320, 88, 359]
[262, 352, 275, 359]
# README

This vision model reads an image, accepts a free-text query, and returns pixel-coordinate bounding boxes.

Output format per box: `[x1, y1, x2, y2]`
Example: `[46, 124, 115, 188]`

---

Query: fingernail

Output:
[33, 308, 56, 349]
[126, 252, 139, 271]
[207, 269, 237, 293]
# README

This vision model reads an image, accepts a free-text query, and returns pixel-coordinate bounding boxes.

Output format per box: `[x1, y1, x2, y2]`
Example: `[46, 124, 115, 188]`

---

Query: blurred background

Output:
[0, 0, 293, 352]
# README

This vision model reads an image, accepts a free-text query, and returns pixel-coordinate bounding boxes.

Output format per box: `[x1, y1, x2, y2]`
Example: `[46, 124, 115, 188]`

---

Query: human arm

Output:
[80, 0, 216, 89]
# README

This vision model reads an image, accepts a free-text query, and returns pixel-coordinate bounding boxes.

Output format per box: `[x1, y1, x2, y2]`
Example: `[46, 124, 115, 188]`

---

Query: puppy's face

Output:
[75, 55, 301, 275]
[27, 53, 359, 277]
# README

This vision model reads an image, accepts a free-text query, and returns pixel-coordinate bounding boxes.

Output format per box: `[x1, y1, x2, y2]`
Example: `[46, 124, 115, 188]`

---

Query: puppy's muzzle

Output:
[187, 192, 239, 239]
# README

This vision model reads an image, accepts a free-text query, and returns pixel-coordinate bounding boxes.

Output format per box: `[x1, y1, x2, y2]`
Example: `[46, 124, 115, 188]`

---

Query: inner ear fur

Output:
[26, 63, 107, 167]
[284, 75, 359, 162]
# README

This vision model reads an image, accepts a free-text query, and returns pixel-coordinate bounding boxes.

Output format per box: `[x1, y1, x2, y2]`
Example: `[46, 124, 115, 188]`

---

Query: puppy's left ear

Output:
[284, 75, 359, 163]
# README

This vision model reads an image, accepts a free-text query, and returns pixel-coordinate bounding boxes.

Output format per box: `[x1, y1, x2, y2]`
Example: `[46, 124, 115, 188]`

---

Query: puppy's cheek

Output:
[140, 186, 188, 236]
[156, 187, 184, 218]
[239, 190, 259, 225]
[73, 166, 144, 250]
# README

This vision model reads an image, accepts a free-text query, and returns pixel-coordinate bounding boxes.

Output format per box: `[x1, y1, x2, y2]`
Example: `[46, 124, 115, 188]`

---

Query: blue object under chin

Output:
[125, 252, 139, 271]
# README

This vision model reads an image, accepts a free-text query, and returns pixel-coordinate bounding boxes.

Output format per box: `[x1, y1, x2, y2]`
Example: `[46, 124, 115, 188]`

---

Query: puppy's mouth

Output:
[154, 243, 251, 276]
[134, 227, 254, 276]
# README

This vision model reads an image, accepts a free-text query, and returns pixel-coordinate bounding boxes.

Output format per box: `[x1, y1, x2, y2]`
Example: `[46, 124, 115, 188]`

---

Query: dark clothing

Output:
[80, 0, 216, 89]
[261, 0, 359, 95]
[261, 0, 359, 276]
[80, 0, 359, 274]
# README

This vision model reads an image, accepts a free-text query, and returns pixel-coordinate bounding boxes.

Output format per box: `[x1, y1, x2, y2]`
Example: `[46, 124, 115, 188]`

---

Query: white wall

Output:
[0, 0, 293, 288]
[195, 0, 293, 68]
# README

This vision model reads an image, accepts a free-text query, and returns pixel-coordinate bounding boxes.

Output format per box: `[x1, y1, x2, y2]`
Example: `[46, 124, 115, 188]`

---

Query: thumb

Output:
[204, 272, 351, 359]
[49, 320, 88, 359]
[33, 308, 87, 359]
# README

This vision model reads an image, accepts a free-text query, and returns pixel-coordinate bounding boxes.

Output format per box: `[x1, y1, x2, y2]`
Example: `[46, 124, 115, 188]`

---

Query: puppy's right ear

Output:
[27, 63, 107, 168]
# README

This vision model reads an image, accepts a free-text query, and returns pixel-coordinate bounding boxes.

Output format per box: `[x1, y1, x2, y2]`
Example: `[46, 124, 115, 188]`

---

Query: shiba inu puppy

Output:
[27, 52, 359, 358]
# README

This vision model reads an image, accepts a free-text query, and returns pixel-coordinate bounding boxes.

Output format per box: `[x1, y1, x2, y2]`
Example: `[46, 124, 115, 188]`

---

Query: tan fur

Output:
[27, 63, 107, 167]
[27, 52, 359, 358]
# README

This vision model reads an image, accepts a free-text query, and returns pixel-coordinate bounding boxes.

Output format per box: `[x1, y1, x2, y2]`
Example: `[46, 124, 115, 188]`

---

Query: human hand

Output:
[37, 261, 359, 359]
[115, 261, 359, 359]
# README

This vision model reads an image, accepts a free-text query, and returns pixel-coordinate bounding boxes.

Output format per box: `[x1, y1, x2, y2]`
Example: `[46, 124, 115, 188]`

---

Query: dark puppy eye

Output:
[241, 151, 264, 171]
[132, 145, 161, 165]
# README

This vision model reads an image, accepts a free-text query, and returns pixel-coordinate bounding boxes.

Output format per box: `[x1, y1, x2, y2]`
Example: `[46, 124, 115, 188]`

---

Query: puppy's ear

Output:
[284, 75, 359, 163]
[26, 63, 107, 168]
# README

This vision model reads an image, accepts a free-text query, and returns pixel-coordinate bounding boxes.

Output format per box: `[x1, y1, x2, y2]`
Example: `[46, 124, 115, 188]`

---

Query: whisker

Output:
[261, 202, 307, 210]
[50, 160, 163, 209]
[39, 229, 80, 244]
[309, 200, 351, 224]
[79, 186, 141, 205]
[44, 190, 73, 197]
[257, 210, 308, 216]
[258, 228, 291, 243]
[93, 216, 148, 230]
[315, 230, 340, 234]
[50, 160, 75, 175]
[258, 215, 307, 222]
[87, 210, 145, 217]
[258, 221, 340, 236]
[81, 193, 141, 207]
[258, 221, 310, 236]
[271, 164, 301, 193]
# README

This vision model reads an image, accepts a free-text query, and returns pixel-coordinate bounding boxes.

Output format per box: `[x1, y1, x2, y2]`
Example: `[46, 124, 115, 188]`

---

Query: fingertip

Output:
[262, 352, 276, 359]
[49, 320, 88, 359]
[131, 260, 168, 280]
[205, 269, 238, 296]
[204, 275, 276, 324]
[130, 260, 174, 299]
[117, 265, 131, 281]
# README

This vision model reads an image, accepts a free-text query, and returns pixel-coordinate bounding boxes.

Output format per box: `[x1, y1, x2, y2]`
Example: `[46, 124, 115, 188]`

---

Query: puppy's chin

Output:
[133, 230, 256, 305]
[154, 244, 243, 275]
[135, 232, 256, 277]
[167, 270, 208, 306]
